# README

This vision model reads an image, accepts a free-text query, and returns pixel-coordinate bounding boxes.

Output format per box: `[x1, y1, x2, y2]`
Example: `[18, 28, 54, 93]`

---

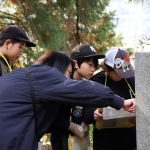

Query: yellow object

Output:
[124, 79, 135, 96]
[0, 53, 24, 72]
[13, 60, 24, 69]
[95, 108, 103, 130]
[95, 75, 135, 130]
[68, 109, 90, 150]
[95, 115, 135, 130]
[68, 134, 90, 150]
[68, 135, 72, 150]
[0, 53, 12, 72]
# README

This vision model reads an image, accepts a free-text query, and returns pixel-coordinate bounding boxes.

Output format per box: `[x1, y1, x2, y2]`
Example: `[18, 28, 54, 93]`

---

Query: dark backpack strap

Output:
[26, 68, 38, 143]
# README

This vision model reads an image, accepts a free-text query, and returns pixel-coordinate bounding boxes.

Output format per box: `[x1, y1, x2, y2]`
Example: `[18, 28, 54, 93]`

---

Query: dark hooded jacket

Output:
[84, 71, 136, 150]
[0, 65, 124, 150]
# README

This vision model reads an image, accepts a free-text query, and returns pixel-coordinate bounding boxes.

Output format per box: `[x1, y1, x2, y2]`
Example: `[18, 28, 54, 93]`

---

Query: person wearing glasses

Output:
[84, 47, 136, 150]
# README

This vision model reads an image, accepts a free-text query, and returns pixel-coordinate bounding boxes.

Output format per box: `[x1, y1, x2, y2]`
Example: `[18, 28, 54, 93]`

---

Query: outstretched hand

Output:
[122, 98, 136, 113]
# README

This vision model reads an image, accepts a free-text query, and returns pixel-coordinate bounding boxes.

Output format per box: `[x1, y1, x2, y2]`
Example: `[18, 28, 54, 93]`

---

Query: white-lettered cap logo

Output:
[90, 46, 96, 52]
[114, 54, 131, 72]
[73, 110, 83, 117]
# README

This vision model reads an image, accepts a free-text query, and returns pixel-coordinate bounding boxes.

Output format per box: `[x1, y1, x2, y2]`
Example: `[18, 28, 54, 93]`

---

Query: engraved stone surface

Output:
[135, 52, 150, 150]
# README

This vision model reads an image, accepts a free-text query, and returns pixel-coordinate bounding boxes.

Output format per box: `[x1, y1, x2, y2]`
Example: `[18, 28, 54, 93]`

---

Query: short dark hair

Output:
[34, 50, 74, 76]
[76, 57, 99, 70]
[0, 38, 20, 46]
[104, 63, 115, 71]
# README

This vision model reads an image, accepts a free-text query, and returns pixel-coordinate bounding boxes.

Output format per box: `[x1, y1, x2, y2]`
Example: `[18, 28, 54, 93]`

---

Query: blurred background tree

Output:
[0, 0, 123, 66]
[128, 0, 145, 2]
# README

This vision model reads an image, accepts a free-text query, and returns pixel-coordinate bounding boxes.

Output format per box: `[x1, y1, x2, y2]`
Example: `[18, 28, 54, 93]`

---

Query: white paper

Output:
[103, 107, 136, 120]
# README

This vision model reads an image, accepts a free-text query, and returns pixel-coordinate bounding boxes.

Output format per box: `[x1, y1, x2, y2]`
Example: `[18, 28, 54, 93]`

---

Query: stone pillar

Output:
[135, 52, 150, 150]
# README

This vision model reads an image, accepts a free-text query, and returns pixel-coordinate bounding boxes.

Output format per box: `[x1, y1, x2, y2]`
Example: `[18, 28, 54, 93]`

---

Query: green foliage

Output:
[89, 124, 94, 147]
[0, 0, 123, 65]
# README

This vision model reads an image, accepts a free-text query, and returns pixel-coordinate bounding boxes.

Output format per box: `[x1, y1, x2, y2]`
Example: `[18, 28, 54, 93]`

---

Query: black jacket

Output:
[0, 65, 124, 150]
[84, 71, 136, 150]
[84, 71, 135, 124]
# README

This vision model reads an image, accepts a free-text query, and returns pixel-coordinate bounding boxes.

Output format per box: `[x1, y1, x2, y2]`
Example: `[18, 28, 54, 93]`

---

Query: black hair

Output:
[34, 50, 74, 75]
[76, 57, 99, 70]
[0, 38, 20, 46]
[104, 63, 115, 71]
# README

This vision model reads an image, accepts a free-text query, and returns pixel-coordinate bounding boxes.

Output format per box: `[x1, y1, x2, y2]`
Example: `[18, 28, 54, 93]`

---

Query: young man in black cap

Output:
[0, 25, 36, 76]
[84, 47, 136, 150]
[50, 44, 105, 150]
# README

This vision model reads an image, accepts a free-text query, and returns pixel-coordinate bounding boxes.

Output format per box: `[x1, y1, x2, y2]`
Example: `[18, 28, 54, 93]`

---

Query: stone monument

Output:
[135, 52, 150, 150]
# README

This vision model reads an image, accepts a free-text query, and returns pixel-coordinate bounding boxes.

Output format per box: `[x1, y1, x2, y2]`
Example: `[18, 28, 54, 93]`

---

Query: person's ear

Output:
[3, 39, 12, 49]
[73, 60, 78, 69]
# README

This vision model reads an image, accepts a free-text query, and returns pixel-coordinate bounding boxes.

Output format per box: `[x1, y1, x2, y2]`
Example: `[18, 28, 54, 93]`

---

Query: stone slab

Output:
[135, 52, 150, 150]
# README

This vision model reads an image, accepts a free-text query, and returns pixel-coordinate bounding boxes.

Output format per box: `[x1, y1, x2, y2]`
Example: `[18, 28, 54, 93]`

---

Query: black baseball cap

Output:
[70, 44, 105, 59]
[0, 25, 36, 47]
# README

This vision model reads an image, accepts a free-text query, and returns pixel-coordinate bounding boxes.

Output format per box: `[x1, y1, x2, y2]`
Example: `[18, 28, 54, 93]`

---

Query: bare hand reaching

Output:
[122, 98, 136, 113]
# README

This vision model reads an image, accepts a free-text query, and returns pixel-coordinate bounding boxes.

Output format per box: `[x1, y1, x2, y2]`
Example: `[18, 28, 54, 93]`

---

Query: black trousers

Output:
[50, 129, 69, 150]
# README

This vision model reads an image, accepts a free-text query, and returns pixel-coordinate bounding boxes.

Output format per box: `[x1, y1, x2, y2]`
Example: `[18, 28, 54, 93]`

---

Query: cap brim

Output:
[84, 54, 105, 59]
[115, 66, 135, 78]
[16, 38, 36, 47]
[25, 41, 36, 47]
